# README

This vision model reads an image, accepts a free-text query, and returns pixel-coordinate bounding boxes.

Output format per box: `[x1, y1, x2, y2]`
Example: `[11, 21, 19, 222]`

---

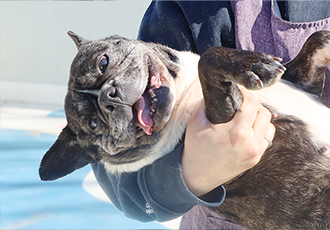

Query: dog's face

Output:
[39, 31, 181, 180]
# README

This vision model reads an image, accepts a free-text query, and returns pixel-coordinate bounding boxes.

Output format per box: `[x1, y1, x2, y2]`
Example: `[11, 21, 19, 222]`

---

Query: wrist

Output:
[182, 148, 219, 197]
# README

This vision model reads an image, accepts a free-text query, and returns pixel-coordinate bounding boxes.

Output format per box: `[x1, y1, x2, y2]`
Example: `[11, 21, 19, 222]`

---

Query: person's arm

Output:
[92, 145, 225, 222]
[92, 88, 275, 222]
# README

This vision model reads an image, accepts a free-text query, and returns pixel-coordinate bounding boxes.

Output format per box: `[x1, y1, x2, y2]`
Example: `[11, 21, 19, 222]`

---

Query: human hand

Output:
[181, 87, 275, 197]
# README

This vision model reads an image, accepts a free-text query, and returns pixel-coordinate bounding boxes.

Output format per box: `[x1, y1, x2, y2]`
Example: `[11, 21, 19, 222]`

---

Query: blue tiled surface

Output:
[46, 110, 66, 118]
[0, 129, 164, 229]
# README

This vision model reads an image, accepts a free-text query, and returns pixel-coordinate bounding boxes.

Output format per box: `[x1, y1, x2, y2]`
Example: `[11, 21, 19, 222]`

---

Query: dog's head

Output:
[39, 31, 181, 180]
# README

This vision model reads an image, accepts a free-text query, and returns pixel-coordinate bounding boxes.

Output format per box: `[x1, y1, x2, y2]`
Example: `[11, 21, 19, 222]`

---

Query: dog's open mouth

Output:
[133, 56, 162, 135]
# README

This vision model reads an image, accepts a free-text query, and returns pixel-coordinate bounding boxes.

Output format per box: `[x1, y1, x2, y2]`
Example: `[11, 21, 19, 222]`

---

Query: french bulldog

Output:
[39, 30, 330, 229]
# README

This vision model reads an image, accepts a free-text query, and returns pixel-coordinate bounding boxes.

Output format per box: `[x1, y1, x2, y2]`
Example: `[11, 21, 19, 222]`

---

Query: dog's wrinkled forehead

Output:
[69, 36, 140, 89]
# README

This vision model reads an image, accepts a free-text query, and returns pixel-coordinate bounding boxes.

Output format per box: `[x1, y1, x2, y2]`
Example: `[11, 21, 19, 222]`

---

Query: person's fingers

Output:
[256, 123, 275, 161]
[252, 102, 276, 149]
[233, 87, 260, 127]
[188, 99, 211, 130]
[252, 103, 273, 140]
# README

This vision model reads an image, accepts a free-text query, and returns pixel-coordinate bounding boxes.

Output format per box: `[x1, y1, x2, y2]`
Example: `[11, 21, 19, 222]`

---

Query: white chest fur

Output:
[252, 81, 330, 147]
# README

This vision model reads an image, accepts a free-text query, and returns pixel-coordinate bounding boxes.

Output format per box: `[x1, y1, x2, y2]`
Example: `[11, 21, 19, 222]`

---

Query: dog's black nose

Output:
[107, 85, 117, 98]
[98, 80, 127, 113]
[104, 80, 117, 98]
[100, 88, 117, 112]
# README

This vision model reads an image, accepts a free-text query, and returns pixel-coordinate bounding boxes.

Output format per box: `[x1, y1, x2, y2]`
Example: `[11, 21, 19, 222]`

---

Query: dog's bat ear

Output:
[39, 126, 101, 181]
[67, 31, 87, 49]
[283, 30, 330, 96]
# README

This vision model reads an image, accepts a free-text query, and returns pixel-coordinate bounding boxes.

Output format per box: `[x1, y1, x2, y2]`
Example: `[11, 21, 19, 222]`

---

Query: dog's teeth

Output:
[149, 91, 158, 116]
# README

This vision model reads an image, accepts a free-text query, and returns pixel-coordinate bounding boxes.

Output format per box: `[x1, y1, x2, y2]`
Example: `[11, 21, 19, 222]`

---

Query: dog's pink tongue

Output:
[134, 92, 153, 135]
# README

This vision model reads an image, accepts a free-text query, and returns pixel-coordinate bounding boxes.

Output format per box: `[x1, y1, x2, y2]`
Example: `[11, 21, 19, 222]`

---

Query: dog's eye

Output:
[99, 55, 108, 73]
[89, 117, 98, 130]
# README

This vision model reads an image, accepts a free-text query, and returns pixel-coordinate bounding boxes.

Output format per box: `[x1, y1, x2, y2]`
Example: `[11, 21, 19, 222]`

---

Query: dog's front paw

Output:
[235, 51, 286, 90]
[245, 53, 286, 90]
[199, 47, 286, 90]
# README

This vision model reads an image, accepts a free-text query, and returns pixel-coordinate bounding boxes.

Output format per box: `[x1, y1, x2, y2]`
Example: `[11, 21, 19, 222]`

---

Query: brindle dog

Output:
[39, 30, 330, 229]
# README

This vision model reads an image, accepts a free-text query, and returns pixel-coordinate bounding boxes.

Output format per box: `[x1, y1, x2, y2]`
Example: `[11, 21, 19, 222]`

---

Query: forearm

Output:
[92, 144, 225, 222]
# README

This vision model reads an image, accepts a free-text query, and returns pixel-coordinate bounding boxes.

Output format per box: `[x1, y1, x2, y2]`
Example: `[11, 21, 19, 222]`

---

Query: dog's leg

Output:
[283, 30, 330, 96]
[198, 47, 285, 124]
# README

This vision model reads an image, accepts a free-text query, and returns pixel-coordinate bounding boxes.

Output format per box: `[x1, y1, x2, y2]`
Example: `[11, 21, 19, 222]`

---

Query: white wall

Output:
[0, 1, 151, 106]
